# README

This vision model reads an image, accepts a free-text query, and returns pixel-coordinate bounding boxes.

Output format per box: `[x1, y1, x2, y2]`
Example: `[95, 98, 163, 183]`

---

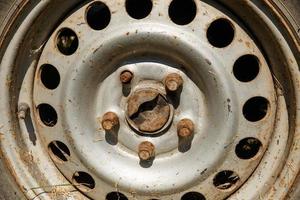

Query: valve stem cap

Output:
[138, 141, 155, 161]
[101, 112, 119, 131]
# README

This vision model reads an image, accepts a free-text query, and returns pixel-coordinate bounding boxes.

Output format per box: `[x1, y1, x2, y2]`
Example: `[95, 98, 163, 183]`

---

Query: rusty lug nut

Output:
[165, 73, 183, 92]
[120, 70, 133, 84]
[101, 112, 119, 131]
[138, 141, 155, 161]
[177, 119, 195, 138]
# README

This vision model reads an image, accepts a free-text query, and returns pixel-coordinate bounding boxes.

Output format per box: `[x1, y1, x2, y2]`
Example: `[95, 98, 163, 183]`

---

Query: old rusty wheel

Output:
[0, 0, 299, 199]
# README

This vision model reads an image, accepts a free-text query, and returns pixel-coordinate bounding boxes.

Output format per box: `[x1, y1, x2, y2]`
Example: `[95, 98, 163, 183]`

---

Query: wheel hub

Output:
[126, 85, 172, 134]
[1, 0, 298, 199]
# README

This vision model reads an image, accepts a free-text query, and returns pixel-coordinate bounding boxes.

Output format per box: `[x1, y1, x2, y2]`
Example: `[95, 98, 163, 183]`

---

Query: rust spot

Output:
[245, 41, 251, 48]
[5, 77, 12, 87]
[0, 132, 4, 141]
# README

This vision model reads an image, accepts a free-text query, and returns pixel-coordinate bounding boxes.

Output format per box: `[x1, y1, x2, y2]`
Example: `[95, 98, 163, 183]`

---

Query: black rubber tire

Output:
[0, 0, 299, 199]
[0, 3, 25, 200]
[0, 1, 37, 199]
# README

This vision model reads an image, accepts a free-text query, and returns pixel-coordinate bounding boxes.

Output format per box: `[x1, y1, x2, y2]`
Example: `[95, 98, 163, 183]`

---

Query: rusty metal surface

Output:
[127, 90, 171, 133]
[31, 0, 277, 199]
[177, 119, 194, 138]
[101, 112, 119, 131]
[138, 141, 155, 161]
[0, 0, 299, 200]
[164, 73, 183, 92]
[120, 70, 134, 84]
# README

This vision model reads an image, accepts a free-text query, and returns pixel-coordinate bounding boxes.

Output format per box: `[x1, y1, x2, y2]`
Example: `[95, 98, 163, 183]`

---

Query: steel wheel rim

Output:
[0, 0, 299, 198]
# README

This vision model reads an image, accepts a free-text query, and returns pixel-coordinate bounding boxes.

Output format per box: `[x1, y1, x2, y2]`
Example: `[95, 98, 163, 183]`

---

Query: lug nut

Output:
[101, 112, 119, 131]
[120, 70, 133, 84]
[177, 119, 194, 138]
[165, 73, 183, 92]
[138, 141, 155, 161]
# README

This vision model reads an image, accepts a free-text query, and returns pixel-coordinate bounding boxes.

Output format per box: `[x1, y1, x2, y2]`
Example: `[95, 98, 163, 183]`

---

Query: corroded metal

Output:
[126, 89, 171, 133]
[101, 112, 119, 131]
[177, 119, 194, 138]
[0, 0, 299, 199]
[138, 141, 155, 161]
[120, 70, 133, 84]
[165, 73, 183, 92]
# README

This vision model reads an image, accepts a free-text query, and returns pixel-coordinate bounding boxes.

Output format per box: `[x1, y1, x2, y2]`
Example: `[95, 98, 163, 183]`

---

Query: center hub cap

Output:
[126, 86, 172, 134]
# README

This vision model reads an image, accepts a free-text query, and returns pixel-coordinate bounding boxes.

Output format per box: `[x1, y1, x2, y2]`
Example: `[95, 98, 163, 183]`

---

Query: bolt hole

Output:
[38, 104, 58, 127]
[48, 141, 70, 162]
[126, 0, 153, 19]
[86, 1, 111, 30]
[213, 170, 240, 190]
[56, 28, 78, 55]
[72, 171, 95, 192]
[233, 55, 260, 82]
[169, 0, 197, 25]
[106, 192, 128, 200]
[207, 18, 235, 48]
[243, 97, 269, 122]
[235, 137, 262, 159]
[40, 64, 60, 90]
[181, 192, 206, 200]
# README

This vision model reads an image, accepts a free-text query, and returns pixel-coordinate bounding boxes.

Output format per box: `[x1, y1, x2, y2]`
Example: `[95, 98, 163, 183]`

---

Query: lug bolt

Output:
[101, 112, 119, 131]
[165, 73, 183, 92]
[120, 70, 133, 84]
[138, 141, 155, 161]
[177, 119, 194, 138]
